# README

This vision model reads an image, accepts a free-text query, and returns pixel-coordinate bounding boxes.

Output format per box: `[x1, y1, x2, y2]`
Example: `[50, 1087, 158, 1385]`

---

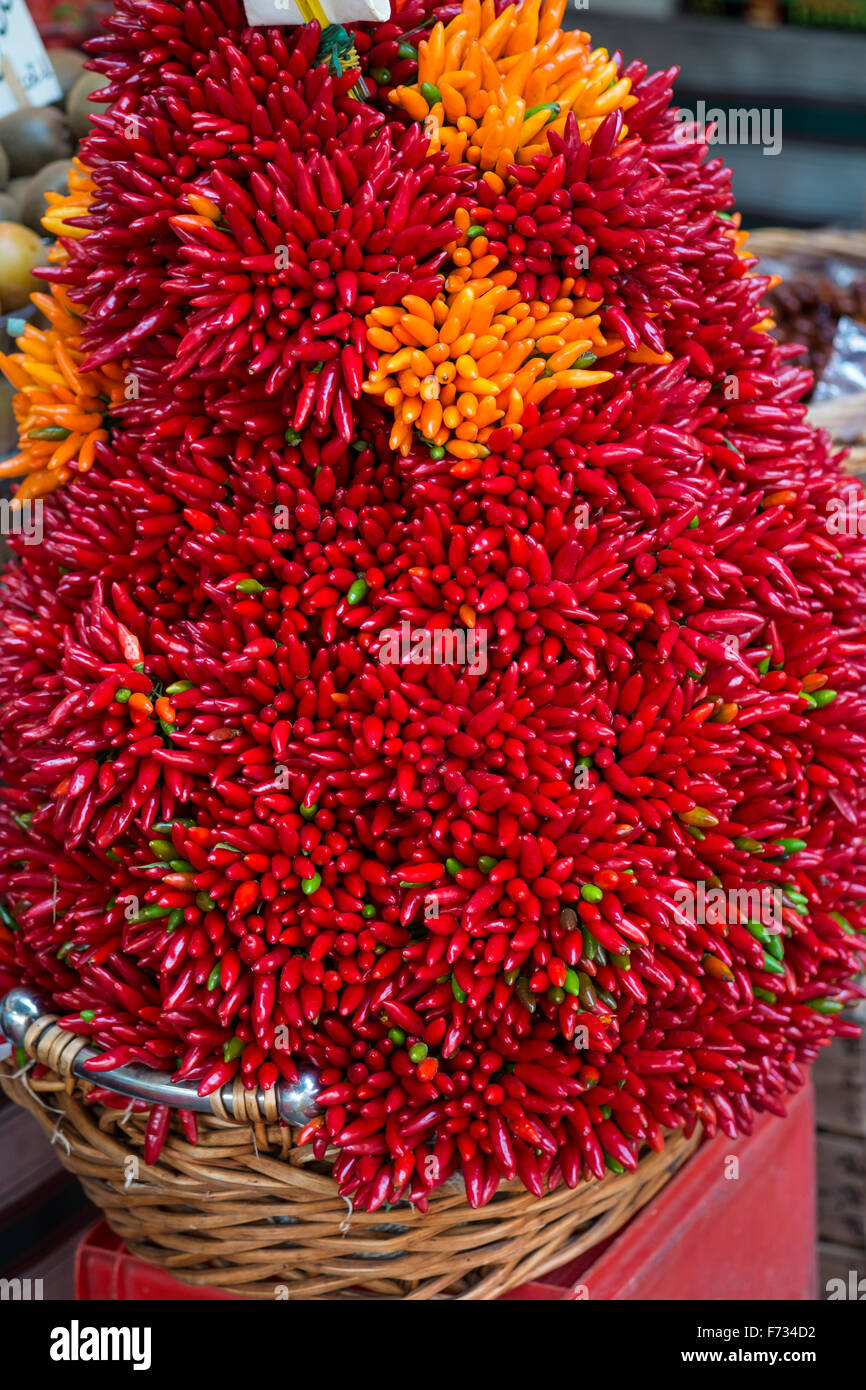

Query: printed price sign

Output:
[0, 0, 62, 116]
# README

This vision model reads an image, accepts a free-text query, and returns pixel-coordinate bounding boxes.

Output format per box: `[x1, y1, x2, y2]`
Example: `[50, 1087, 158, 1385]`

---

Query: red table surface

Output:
[75, 1083, 815, 1301]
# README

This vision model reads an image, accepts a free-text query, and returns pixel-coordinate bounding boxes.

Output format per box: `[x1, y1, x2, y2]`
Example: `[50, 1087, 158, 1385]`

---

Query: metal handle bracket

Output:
[0, 987, 320, 1127]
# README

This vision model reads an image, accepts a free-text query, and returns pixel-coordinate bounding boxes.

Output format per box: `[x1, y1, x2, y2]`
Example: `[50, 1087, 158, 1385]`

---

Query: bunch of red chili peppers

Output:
[1, 0, 865, 1211]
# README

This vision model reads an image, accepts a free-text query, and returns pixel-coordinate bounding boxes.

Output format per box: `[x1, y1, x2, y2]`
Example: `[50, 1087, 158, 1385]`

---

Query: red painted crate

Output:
[75, 1084, 816, 1301]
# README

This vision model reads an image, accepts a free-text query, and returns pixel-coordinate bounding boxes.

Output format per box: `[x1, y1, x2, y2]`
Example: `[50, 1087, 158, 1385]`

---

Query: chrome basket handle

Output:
[0, 986, 320, 1127]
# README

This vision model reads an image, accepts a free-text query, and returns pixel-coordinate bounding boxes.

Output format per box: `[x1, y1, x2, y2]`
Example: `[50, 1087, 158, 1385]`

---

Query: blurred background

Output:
[566, 0, 866, 228]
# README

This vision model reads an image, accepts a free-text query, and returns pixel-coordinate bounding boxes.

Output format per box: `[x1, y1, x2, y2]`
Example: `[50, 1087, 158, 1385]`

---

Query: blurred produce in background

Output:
[0, 17, 109, 461]
[25, 0, 113, 46]
[682, 0, 866, 27]
[770, 276, 866, 391]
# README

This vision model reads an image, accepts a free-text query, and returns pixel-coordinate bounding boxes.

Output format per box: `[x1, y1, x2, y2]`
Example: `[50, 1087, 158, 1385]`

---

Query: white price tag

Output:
[0, 0, 63, 117]
[243, 0, 390, 25]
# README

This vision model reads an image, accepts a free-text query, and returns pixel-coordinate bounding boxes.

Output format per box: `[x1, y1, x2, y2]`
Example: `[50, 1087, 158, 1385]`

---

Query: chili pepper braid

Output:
[0, 0, 865, 1212]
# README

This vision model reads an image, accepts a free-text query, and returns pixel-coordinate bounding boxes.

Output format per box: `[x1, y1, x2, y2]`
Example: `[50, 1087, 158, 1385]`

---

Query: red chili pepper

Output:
[143, 1104, 172, 1165]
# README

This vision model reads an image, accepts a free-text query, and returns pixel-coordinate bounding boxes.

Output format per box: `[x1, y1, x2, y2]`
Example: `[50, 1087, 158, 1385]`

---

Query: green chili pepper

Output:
[761, 951, 785, 976]
[446, 856, 464, 877]
[224, 1036, 244, 1062]
[28, 426, 71, 441]
[148, 839, 176, 861]
[206, 964, 221, 991]
[581, 883, 603, 903]
[130, 903, 173, 922]
[361, 904, 376, 919]
[808, 997, 843, 1015]
[81, 1009, 95, 1021]
[451, 975, 467, 1003]
[388, 1027, 406, 1045]
[346, 577, 369, 606]
[301, 868, 322, 895]
[524, 101, 560, 121]
[236, 577, 264, 594]
[114, 687, 131, 703]
[830, 911, 853, 934]
[408, 1042, 428, 1063]
[420, 82, 441, 105]
[775, 837, 807, 856]
[745, 918, 773, 948]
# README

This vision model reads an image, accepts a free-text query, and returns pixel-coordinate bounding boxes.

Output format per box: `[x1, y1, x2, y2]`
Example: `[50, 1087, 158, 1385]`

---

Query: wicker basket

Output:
[0, 1038, 699, 1301]
[748, 228, 866, 270]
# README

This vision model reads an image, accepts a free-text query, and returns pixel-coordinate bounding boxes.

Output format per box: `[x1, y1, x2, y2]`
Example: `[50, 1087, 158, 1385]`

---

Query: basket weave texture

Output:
[0, 1052, 698, 1300]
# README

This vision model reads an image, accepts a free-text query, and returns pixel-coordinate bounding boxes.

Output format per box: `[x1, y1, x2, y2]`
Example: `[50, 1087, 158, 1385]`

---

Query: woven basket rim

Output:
[0, 1055, 700, 1299]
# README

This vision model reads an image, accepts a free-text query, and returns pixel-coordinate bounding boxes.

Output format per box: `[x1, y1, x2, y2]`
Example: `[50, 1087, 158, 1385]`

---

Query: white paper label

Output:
[243, 0, 391, 26]
[0, 0, 63, 117]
